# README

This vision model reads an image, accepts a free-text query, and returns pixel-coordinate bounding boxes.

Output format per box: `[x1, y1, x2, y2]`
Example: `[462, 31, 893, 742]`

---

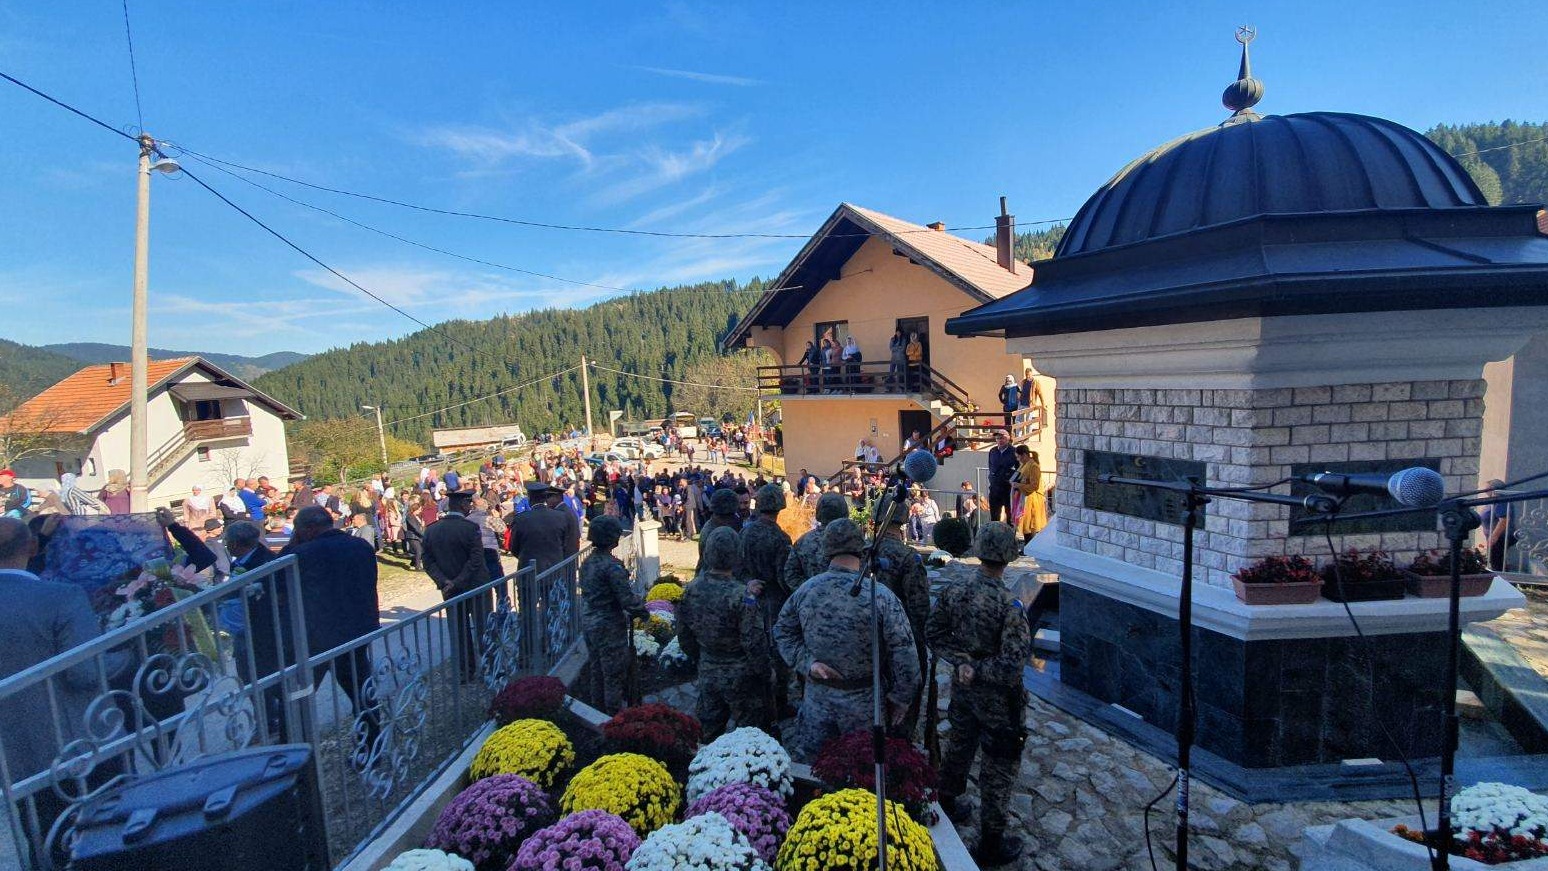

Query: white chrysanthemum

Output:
[660, 637, 689, 667]
[384, 848, 474, 871]
[631, 630, 661, 658]
[1452, 782, 1548, 839]
[626, 812, 768, 871]
[686, 727, 792, 802]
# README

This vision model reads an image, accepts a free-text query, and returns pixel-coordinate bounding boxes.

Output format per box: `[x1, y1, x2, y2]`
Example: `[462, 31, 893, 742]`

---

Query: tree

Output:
[668, 350, 772, 424]
[0, 382, 79, 468]
[290, 417, 381, 483]
[208, 447, 270, 486]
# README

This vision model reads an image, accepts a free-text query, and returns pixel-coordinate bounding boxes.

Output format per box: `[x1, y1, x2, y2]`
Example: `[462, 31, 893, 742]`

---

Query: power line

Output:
[120, 0, 145, 131]
[383, 364, 585, 427]
[1450, 135, 1548, 159]
[587, 360, 761, 392]
[0, 70, 137, 142]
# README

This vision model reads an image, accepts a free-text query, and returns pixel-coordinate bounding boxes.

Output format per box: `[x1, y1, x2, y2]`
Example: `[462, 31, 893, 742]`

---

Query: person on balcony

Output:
[887, 328, 907, 389]
[822, 337, 842, 394]
[841, 334, 862, 390]
[801, 340, 820, 394]
[998, 376, 1021, 428]
[905, 332, 924, 392]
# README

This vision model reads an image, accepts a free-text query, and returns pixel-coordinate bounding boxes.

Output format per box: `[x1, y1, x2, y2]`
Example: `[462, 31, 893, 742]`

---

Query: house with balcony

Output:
[724, 200, 1056, 493]
[6, 356, 301, 507]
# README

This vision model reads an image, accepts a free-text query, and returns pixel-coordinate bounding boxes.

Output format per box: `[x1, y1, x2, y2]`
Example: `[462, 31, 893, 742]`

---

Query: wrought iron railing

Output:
[1499, 493, 1548, 580]
[0, 548, 589, 869]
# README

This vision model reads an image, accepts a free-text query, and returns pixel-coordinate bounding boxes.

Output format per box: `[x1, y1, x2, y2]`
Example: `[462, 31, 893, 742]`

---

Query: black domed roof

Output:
[1056, 112, 1488, 257]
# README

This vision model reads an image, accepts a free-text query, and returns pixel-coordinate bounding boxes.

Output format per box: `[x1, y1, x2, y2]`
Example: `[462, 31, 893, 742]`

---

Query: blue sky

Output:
[1, 1, 1545, 356]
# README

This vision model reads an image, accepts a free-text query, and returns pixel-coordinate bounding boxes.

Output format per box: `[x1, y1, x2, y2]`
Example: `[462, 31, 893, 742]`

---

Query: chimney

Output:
[927, 221, 946, 232]
[995, 196, 1016, 273]
[108, 362, 120, 385]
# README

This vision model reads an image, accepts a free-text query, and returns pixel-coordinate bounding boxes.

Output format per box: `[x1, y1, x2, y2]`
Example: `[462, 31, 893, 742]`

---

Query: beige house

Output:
[5, 357, 301, 508]
[725, 201, 1055, 491]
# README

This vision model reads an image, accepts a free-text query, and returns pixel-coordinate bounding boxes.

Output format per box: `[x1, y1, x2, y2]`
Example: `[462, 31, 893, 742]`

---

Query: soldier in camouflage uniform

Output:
[874, 510, 931, 738]
[780, 492, 850, 595]
[740, 484, 795, 718]
[695, 488, 742, 574]
[926, 521, 1030, 866]
[578, 516, 648, 714]
[678, 526, 771, 740]
[773, 518, 920, 762]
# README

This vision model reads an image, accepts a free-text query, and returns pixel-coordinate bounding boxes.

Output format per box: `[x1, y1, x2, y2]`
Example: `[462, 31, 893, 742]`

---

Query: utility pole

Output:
[580, 356, 594, 437]
[362, 404, 388, 468]
[129, 134, 154, 513]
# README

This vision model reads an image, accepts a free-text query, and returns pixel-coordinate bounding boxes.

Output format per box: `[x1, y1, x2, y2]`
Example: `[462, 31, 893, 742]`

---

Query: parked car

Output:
[584, 451, 631, 469]
[611, 437, 664, 460]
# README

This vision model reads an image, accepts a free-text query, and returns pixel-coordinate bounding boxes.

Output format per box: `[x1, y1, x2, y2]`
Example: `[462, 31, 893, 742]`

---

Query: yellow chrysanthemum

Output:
[645, 583, 683, 603]
[560, 752, 681, 836]
[469, 719, 575, 788]
[775, 788, 937, 871]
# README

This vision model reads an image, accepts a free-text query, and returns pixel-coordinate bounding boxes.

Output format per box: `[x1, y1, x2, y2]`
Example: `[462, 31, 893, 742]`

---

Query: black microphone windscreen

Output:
[1389, 467, 1445, 508]
[902, 449, 938, 485]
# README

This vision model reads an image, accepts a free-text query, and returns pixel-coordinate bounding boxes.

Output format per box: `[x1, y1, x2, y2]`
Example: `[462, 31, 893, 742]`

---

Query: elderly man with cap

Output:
[927, 521, 1031, 866]
[578, 516, 647, 713]
[781, 491, 850, 595]
[873, 500, 931, 737]
[679, 526, 770, 739]
[508, 481, 581, 575]
[773, 518, 920, 762]
[0, 469, 31, 519]
[740, 483, 795, 718]
[694, 487, 742, 574]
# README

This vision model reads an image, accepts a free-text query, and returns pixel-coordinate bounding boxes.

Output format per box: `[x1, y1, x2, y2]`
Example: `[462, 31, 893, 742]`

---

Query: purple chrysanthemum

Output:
[645, 600, 674, 615]
[426, 775, 554, 871]
[508, 810, 640, 871]
[684, 782, 791, 863]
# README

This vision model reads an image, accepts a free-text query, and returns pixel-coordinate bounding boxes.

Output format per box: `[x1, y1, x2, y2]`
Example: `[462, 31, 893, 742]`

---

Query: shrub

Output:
[1409, 547, 1491, 576]
[1323, 548, 1403, 585]
[490, 676, 568, 725]
[1232, 555, 1321, 586]
[626, 812, 766, 871]
[645, 583, 683, 603]
[424, 774, 553, 871]
[510, 809, 640, 871]
[685, 783, 791, 863]
[561, 753, 682, 836]
[775, 788, 936, 871]
[811, 730, 939, 824]
[687, 727, 793, 803]
[383, 849, 473, 871]
[931, 517, 972, 557]
[469, 719, 575, 788]
[602, 704, 703, 770]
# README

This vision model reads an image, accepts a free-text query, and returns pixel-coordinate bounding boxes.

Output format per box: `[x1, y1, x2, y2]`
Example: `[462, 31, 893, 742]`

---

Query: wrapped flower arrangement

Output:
[469, 719, 575, 788]
[510, 810, 640, 871]
[811, 730, 939, 824]
[625, 811, 768, 871]
[602, 703, 703, 770]
[645, 600, 675, 616]
[424, 774, 554, 871]
[633, 613, 675, 645]
[630, 630, 661, 659]
[645, 583, 683, 604]
[685, 783, 790, 863]
[562, 753, 682, 836]
[658, 637, 691, 674]
[490, 676, 569, 726]
[686, 727, 793, 803]
[775, 788, 937, 871]
[384, 848, 475, 871]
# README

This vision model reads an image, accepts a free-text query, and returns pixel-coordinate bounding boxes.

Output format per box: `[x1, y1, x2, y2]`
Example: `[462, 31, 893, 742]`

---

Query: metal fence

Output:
[0, 548, 588, 869]
[1501, 493, 1548, 580]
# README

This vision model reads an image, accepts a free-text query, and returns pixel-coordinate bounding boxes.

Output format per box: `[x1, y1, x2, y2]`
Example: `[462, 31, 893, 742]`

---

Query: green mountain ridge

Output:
[43, 343, 309, 383]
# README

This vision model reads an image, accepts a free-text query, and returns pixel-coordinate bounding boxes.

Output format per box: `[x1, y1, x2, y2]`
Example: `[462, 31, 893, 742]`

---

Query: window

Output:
[896, 317, 929, 365]
[813, 320, 850, 347]
[193, 400, 223, 421]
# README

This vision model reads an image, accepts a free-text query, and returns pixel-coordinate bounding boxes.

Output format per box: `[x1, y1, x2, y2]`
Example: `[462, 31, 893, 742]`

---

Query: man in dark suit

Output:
[282, 506, 380, 744]
[423, 490, 489, 680]
[508, 482, 581, 575]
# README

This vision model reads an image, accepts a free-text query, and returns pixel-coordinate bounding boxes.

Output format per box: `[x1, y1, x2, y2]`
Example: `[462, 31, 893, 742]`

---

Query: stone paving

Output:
[1480, 585, 1548, 681]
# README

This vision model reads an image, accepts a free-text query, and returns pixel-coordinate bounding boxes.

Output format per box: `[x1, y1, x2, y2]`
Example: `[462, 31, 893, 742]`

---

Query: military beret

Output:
[815, 492, 850, 524]
[755, 483, 786, 514]
[701, 526, 741, 573]
[822, 517, 867, 559]
[973, 521, 1021, 564]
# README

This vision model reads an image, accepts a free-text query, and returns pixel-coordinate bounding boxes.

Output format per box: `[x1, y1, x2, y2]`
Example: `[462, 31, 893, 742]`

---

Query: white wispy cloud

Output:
[414, 102, 703, 170]
[594, 132, 750, 205]
[635, 66, 761, 87]
[292, 265, 607, 314]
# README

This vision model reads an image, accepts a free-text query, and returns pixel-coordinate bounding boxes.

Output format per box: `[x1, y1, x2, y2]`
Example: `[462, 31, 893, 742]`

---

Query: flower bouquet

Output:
[658, 638, 691, 676]
[645, 600, 675, 617]
[685, 783, 790, 863]
[811, 730, 939, 824]
[100, 558, 219, 658]
[425, 774, 554, 870]
[1393, 782, 1548, 864]
[686, 727, 792, 803]
[490, 676, 569, 725]
[645, 583, 683, 604]
[775, 788, 936, 871]
[561, 753, 681, 836]
[511, 810, 640, 871]
[633, 613, 675, 645]
[630, 631, 661, 659]
[602, 704, 702, 770]
[469, 719, 575, 788]
[384, 848, 474, 871]
[626, 811, 767, 871]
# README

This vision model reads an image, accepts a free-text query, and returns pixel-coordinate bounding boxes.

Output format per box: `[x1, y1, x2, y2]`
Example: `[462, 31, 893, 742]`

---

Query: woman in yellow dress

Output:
[1012, 444, 1046, 543]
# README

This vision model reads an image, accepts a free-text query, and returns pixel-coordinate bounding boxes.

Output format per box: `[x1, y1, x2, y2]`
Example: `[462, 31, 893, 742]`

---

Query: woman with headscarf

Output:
[59, 472, 105, 515]
[182, 484, 217, 528]
[998, 375, 1021, 428]
[98, 469, 131, 514]
[841, 334, 862, 389]
[905, 332, 924, 391]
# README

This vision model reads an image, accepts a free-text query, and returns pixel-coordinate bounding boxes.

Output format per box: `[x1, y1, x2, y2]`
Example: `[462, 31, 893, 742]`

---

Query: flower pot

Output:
[1321, 578, 1408, 602]
[1232, 578, 1323, 605]
[1402, 570, 1495, 599]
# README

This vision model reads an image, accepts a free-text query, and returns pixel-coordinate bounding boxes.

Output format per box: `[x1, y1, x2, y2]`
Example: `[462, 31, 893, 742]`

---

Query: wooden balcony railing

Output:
[756, 362, 971, 411]
[184, 417, 253, 441]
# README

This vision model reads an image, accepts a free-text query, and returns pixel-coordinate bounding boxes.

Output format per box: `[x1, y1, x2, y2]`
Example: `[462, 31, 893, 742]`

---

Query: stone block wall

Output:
[1053, 380, 1486, 588]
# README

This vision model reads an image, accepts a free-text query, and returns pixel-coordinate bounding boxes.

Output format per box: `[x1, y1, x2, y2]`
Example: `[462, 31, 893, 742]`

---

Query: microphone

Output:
[852, 449, 939, 596]
[1299, 467, 1445, 508]
[899, 448, 939, 487]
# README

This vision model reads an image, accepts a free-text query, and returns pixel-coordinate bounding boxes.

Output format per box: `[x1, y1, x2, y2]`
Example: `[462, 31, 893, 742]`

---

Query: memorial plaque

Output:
[1287, 458, 1442, 536]
[1083, 450, 1207, 526]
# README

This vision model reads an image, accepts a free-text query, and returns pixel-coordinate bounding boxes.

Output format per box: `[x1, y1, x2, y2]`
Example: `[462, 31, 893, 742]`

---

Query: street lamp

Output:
[362, 404, 388, 469]
[128, 135, 181, 513]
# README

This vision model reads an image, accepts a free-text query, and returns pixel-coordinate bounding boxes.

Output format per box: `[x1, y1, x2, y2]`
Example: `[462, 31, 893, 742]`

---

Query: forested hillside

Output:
[255, 279, 764, 443]
[0, 339, 85, 410]
[45, 343, 307, 382]
[1426, 121, 1548, 206]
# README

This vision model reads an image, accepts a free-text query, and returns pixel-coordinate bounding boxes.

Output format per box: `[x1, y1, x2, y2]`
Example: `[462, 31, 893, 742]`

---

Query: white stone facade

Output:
[1054, 379, 1485, 588]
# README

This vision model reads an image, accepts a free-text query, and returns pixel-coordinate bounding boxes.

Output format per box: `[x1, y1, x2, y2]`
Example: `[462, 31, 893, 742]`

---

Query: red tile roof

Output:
[845, 204, 1032, 298]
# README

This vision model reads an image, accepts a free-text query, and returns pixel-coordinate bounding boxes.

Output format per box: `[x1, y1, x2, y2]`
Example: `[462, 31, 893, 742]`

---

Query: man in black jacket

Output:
[423, 490, 490, 680]
[986, 429, 1017, 524]
[508, 483, 580, 575]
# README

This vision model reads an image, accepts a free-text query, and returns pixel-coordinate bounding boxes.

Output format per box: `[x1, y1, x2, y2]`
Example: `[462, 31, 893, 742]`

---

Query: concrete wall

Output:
[779, 395, 916, 480]
[1481, 333, 1548, 487]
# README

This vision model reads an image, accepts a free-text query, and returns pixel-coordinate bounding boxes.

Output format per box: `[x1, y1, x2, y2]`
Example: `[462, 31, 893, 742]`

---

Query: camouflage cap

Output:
[822, 517, 867, 559]
[815, 492, 850, 524]
[587, 515, 623, 548]
[755, 483, 786, 514]
[709, 488, 740, 516]
[701, 526, 741, 573]
[972, 521, 1020, 564]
